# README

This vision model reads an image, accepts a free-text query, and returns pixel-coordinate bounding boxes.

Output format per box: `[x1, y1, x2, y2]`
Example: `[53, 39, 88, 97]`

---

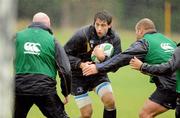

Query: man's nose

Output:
[97, 26, 102, 31]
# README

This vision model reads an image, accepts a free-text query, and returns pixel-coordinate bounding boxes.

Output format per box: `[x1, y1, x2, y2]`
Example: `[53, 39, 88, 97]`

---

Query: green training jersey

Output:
[144, 33, 177, 64]
[176, 69, 180, 93]
[144, 33, 177, 82]
[15, 27, 57, 78]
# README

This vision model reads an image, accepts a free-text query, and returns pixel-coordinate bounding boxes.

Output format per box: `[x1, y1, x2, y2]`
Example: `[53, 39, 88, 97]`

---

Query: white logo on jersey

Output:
[160, 43, 174, 52]
[24, 42, 41, 55]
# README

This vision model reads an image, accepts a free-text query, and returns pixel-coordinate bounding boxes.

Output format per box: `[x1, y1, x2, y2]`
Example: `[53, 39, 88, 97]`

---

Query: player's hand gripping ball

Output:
[91, 43, 114, 63]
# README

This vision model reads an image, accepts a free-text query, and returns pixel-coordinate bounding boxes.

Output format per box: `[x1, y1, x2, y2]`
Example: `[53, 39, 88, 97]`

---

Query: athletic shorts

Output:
[71, 74, 110, 96]
[14, 93, 69, 118]
[149, 87, 177, 109]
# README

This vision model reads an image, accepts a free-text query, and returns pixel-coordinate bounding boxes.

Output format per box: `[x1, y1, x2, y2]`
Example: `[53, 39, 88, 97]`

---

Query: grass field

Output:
[25, 27, 179, 118]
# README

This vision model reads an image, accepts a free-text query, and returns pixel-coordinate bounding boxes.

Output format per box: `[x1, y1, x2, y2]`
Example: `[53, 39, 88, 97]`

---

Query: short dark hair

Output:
[94, 10, 112, 25]
[177, 43, 180, 47]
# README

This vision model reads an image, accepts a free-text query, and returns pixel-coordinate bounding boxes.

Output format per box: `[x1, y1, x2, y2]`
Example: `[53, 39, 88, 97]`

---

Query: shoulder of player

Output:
[72, 25, 92, 39]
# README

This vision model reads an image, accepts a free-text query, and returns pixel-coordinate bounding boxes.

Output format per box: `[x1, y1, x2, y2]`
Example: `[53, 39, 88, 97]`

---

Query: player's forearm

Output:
[96, 53, 127, 73]
[141, 62, 173, 75]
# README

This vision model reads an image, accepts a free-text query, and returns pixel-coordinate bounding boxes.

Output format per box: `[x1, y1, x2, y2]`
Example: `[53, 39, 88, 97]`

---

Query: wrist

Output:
[140, 63, 144, 71]
[98, 55, 106, 62]
[79, 62, 84, 69]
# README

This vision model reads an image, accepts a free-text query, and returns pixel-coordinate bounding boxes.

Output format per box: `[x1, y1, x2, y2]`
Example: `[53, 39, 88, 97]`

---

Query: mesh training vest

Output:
[144, 33, 177, 83]
[176, 70, 180, 93]
[144, 33, 177, 64]
[15, 28, 57, 78]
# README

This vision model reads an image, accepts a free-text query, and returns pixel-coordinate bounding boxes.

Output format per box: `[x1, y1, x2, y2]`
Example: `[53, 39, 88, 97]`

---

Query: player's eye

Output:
[101, 24, 107, 27]
[95, 23, 99, 27]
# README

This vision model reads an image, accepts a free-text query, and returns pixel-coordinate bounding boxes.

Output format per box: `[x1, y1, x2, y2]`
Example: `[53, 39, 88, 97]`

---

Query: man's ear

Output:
[108, 23, 112, 29]
[136, 29, 141, 35]
[139, 28, 144, 35]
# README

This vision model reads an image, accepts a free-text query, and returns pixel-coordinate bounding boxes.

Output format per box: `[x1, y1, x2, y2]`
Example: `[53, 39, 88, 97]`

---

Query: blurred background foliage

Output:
[18, 0, 180, 33]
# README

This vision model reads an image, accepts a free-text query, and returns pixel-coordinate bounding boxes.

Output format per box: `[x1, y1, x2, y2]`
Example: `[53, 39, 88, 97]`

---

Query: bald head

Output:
[135, 18, 156, 32]
[135, 18, 157, 40]
[33, 12, 51, 28]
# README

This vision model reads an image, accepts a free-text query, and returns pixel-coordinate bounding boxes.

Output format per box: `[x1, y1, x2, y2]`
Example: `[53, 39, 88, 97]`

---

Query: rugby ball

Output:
[91, 43, 114, 63]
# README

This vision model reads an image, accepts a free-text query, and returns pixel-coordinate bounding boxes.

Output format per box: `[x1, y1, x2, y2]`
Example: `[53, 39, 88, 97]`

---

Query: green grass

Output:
[26, 28, 178, 118]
